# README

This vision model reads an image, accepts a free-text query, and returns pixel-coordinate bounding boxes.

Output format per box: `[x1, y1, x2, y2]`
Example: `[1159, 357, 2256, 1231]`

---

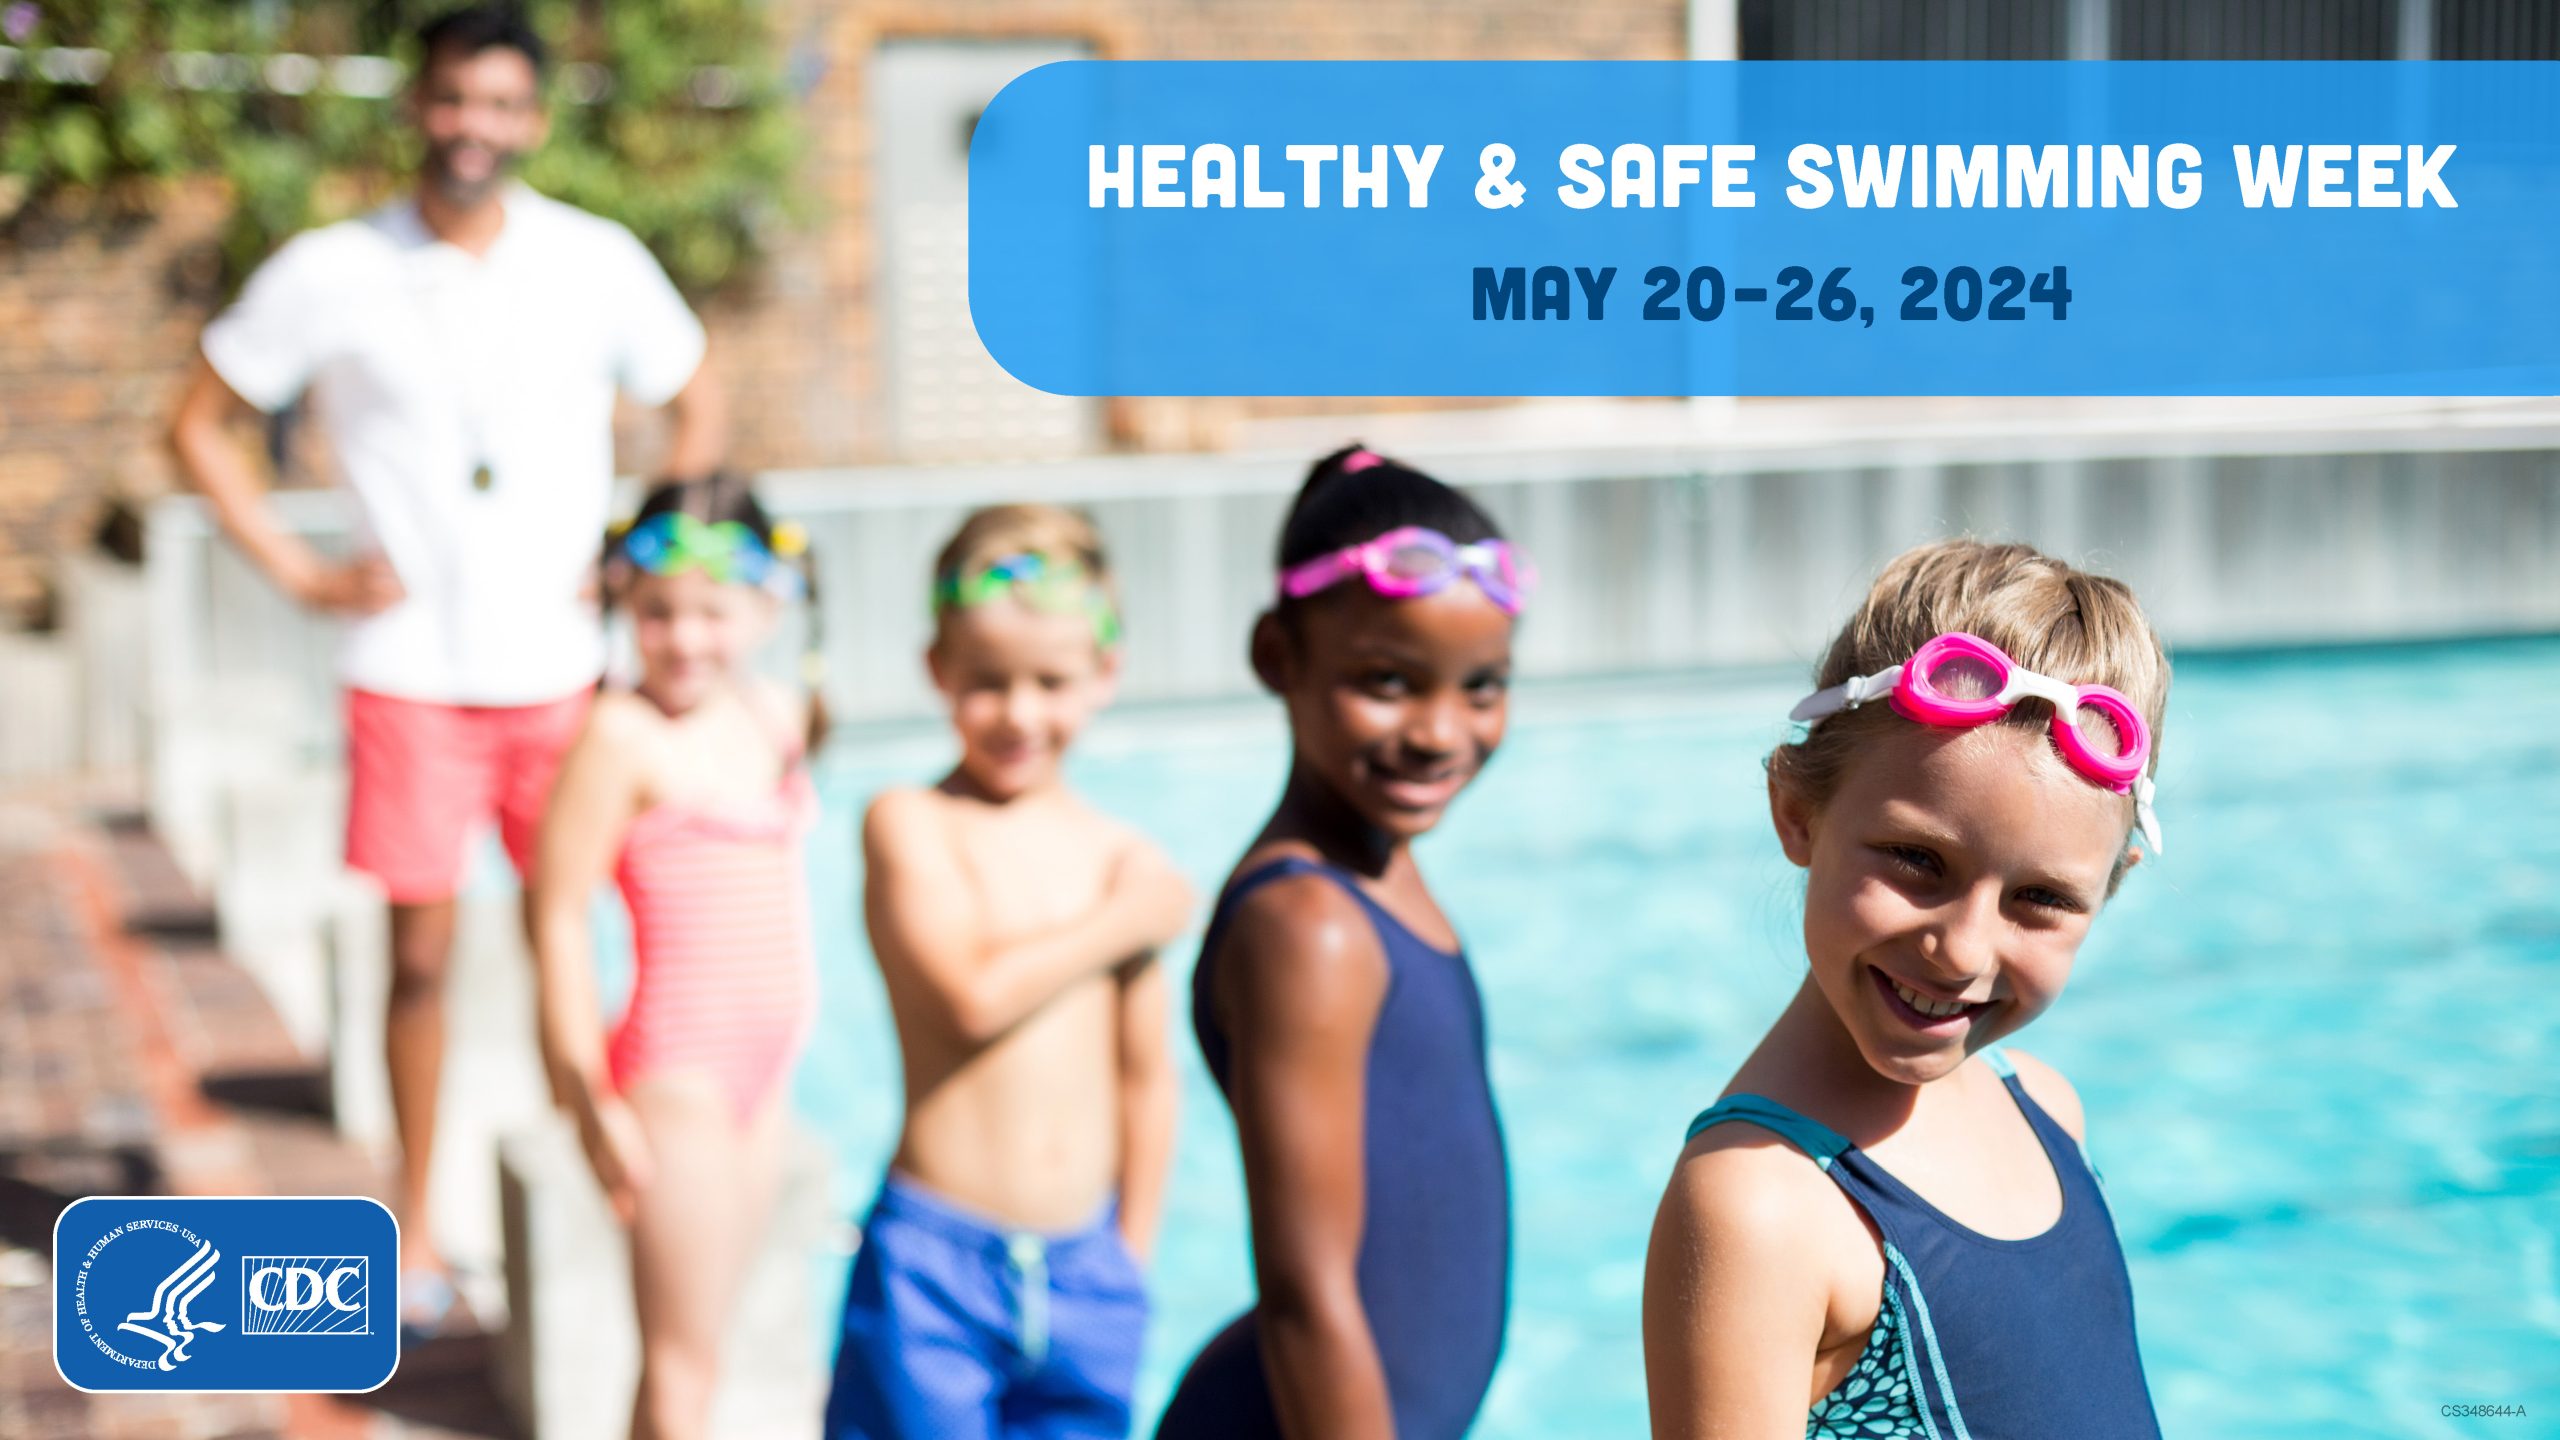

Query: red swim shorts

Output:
[343, 686, 591, 905]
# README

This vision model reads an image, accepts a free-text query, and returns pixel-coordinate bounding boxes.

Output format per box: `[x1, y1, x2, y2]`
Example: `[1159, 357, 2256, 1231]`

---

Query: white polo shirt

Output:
[202, 183, 706, 707]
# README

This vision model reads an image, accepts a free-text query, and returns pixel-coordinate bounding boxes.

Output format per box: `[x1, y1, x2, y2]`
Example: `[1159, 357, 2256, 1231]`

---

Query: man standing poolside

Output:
[166, 5, 725, 1333]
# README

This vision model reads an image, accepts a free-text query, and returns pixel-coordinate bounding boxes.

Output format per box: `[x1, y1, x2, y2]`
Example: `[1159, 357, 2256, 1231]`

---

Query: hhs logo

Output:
[55, 1197, 398, 1393]
[242, 1257, 371, 1335]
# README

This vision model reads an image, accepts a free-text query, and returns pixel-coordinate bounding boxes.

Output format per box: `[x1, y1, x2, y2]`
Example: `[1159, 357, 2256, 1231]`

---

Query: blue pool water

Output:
[782, 636, 2560, 1438]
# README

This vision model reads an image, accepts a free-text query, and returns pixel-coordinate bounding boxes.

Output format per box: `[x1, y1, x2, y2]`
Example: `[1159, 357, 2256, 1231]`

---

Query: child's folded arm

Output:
[1219, 880, 1398, 1440]
[861, 791, 1192, 1045]
[1642, 1141, 1837, 1440]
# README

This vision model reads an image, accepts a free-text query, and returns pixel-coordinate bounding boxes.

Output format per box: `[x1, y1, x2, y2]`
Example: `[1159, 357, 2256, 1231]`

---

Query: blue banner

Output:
[54, 1196, 400, 1393]
[967, 61, 2560, 395]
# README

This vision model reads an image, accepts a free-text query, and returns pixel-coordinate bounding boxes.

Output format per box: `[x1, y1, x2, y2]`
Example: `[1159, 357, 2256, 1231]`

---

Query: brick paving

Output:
[0, 801, 514, 1440]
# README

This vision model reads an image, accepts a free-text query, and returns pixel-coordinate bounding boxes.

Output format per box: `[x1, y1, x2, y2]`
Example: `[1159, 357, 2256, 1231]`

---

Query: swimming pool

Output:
[785, 635, 2560, 1439]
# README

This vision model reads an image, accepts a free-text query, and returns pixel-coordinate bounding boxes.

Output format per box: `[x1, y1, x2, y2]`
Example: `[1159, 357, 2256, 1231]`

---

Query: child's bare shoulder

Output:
[1666, 1113, 1842, 1236]
[1214, 854, 1388, 1007]
[862, 785, 958, 858]
[584, 689, 668, 748]
[1654, 1118, 1854, 1301]
[1997, 1048, 2087, 1141]
[1655, 1106, 1877, 1348]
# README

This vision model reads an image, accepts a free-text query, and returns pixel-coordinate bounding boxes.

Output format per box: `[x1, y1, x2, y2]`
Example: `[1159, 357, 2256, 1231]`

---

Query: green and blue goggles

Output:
[932, 551, 1121, 648]
[615, 512, 805, 600]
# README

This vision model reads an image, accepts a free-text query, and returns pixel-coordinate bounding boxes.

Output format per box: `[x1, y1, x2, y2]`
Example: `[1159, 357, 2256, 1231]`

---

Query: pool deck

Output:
[0, 790, 513, 1440]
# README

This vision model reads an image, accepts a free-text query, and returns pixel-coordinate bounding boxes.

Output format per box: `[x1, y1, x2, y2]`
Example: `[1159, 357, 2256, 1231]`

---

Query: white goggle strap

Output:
[1997, 666, 2080, 711]
[2132, 773, 2165, 858]
[1787, 664, 1903, 724]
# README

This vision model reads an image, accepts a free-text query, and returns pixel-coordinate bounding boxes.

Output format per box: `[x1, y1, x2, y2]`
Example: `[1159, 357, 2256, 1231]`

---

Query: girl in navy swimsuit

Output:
[1644, 540, 2170, 1439]
[1155, 446, 1526, 1440]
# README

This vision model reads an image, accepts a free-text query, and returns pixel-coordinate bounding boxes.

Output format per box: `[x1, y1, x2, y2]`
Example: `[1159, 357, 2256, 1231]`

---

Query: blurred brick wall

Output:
[0, 0, 1685, 619]
[719, 0, 1690, 469]
[0, 184, 240, 619]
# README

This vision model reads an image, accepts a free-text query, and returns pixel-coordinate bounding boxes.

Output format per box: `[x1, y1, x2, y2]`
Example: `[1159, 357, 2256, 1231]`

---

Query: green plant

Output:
[522, 0, 800, 293]
[0, 6, 253, 192]
[0, 1, 799, 295]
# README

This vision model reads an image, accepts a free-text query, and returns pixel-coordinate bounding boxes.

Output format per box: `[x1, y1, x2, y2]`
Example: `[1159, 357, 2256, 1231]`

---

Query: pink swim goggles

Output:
[1278, 526, 1537, 615]
[1788, 631, 2164, 855]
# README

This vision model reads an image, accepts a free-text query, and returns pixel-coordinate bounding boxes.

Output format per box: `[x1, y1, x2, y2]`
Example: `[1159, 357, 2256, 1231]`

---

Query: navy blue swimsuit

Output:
[1685, 1050, 2162, 1439]
[1155, 857, 1511, 1440]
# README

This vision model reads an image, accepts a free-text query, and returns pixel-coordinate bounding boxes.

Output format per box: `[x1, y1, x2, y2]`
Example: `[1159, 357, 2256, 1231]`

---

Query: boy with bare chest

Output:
[825, 506, 1192, 1440]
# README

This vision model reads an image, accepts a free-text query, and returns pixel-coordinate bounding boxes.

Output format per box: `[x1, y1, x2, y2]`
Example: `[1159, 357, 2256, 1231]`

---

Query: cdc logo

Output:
[55, 1197, 399, 1392]
[242, 1257, 371, 1335]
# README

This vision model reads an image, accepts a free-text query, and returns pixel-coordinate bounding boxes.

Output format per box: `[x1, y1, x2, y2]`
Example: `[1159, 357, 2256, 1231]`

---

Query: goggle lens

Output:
[2068, 699, 2136, 761]
[1918, 651, 2004, 703]
[1382, 538, 1450, 585]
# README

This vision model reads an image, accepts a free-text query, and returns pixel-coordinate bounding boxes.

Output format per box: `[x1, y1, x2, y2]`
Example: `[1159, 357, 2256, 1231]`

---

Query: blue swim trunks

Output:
[825, 1172, 1149, 1440]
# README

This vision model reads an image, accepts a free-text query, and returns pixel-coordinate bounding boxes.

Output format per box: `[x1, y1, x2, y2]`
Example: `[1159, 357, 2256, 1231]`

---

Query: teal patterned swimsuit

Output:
[1806, 1300, 1918, 1438]
[1684, 1050, 2163, 1440]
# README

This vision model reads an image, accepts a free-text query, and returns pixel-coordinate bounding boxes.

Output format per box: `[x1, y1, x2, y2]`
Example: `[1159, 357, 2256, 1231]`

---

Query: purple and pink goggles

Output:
[1788, 631, 2164, 855]
[1278, 525, 1537, 615]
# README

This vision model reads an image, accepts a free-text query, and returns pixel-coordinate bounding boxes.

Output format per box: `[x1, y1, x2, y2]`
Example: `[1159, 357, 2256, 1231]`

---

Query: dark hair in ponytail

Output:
[1276, 444, 1502, 576]
[602, 470, 831, 753]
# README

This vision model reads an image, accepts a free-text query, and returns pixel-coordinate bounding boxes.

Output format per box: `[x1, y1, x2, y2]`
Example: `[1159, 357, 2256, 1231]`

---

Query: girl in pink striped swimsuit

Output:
[530, 472, 826, 1440]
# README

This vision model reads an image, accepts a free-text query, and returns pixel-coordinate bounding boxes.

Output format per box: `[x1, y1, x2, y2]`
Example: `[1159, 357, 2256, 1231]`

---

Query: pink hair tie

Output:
[1341, 448, 1386, 474]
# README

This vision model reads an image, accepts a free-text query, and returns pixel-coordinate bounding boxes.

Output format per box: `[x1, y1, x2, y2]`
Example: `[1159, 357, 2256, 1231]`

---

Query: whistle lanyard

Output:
[407, 222, 506, 497]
